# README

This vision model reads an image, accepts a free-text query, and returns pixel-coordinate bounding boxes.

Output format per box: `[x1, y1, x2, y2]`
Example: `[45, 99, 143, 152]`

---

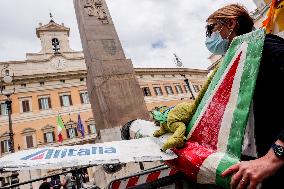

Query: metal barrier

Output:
[108, 165, 180, 189]
[0, 167, 94, 189]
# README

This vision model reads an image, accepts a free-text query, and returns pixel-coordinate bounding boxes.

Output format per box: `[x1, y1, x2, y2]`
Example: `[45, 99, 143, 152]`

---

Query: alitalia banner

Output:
[167, 29, 265, 188]
[0, 137, 176, 171]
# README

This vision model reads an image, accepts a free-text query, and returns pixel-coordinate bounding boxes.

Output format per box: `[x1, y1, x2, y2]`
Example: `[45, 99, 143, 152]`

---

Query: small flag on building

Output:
[77, 113, 85, 137]
[57, 114, 65, 143]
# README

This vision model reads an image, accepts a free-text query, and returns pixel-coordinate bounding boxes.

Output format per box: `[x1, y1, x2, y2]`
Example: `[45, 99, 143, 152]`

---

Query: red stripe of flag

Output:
[190, 52, 242, 150]
[169, 142, 214, 182]
[58, 133, 63, 143]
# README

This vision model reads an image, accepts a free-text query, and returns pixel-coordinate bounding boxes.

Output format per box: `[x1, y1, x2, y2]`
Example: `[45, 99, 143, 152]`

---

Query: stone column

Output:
[73, 0, 149, 135]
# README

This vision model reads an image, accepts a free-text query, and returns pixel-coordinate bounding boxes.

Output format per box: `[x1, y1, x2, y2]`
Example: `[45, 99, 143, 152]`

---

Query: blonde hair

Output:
[207, 4, 254, 35]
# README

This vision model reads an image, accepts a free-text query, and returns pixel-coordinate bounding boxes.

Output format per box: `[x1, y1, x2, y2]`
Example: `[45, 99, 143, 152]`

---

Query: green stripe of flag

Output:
[216, 29, 265, 188]
[225, 29, 265, 156]
[57, 114, 65, 129]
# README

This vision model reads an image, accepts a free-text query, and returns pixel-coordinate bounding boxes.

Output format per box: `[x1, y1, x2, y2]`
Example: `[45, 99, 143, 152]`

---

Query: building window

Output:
[67, 128, 78, 139]
[87, 119, 96, 134]
[22, 100, 30, 113]
[193, 85, 200, 93]
[0, 102, 8, 116]
[80, 92, 90, 104]
[184, 85, 190, 93]
[26, 135, 34, 149]
[165, 86, 174, 95]
[22, 128, 36, 149]
[142, 87, 151, 96]
[42, 125, 55, 144]
[175, 85, 183, 94]
[44, 132, 55, 143]
[38, 97, 51, 110]
[59, 94, 72, 107]
[21, 84, 26, 88]
[154, 87, 163, 96]
[40, 82, 45, 86]
[80, 78, 85, 82]
[60, 79, 65, 83]
[65, 121, 78, 139]
[0, 140, 9, 154]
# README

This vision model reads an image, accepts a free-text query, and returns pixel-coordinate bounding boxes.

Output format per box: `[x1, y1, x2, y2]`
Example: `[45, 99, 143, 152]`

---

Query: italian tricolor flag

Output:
[57, 114, 65, 143]
[167, 29, 265, 189]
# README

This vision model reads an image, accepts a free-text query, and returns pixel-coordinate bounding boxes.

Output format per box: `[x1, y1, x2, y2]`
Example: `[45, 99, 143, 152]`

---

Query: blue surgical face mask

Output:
[205, 31, 229, 55]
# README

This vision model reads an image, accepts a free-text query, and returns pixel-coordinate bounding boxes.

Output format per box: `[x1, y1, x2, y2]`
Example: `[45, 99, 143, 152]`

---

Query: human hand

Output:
[222, 150, 284, 189]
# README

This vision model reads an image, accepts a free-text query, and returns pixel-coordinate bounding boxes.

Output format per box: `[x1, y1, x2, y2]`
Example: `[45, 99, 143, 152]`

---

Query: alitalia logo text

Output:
[21, 147, 116, 160]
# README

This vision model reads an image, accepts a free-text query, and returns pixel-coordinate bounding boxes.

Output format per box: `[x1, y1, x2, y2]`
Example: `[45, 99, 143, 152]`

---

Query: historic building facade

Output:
[0, 20, 208, 188]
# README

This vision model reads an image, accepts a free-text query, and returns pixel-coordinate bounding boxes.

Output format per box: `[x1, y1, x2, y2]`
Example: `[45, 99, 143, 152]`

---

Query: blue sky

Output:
[0, 0, 257, 69]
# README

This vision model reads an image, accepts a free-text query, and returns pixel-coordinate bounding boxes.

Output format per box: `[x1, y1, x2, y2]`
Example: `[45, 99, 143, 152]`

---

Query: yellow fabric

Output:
[262, 0, 284, 34]
[154, 65, 220, 151]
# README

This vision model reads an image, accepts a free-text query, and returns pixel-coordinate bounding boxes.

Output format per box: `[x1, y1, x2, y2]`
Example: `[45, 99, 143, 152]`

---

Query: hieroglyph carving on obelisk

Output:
[84, 0, 109, 24]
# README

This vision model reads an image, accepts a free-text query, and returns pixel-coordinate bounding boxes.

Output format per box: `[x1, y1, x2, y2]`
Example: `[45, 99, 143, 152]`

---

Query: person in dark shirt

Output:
[39, 178, 53, 189]
[50, 175, 61, 189]
[205, 4, 284, 189]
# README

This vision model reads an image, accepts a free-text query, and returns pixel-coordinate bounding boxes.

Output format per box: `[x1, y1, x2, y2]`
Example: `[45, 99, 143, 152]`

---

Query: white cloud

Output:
[0, 0, 256, 69]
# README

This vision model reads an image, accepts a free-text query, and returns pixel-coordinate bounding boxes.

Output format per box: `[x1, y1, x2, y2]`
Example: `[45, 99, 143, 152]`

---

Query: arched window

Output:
[52, 38, 60, 54]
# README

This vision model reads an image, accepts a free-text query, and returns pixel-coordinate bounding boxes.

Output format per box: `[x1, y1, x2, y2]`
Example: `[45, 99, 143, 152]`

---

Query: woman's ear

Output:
[227, 19, 237, 30]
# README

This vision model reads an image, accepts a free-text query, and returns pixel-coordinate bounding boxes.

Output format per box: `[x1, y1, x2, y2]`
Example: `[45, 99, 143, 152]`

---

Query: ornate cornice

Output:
[12, 70, 87, 84]
[21, 127, 36, 134]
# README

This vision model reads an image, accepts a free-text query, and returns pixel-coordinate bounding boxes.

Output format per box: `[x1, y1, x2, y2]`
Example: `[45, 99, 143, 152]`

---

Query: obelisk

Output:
[74, 0, 149, 139]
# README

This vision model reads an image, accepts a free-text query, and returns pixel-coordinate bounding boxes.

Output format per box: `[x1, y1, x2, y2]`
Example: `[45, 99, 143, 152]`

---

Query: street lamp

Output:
[180, 74, 195, 100]
[173, 53, 195, 100]
[0, 66, 15, 153]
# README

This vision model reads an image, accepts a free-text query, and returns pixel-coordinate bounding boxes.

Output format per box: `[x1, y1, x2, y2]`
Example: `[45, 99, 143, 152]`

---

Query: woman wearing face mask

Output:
[204, 4, 284, 189]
